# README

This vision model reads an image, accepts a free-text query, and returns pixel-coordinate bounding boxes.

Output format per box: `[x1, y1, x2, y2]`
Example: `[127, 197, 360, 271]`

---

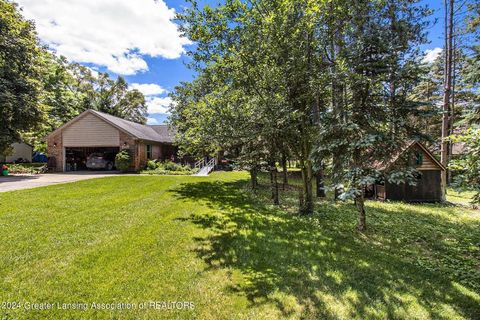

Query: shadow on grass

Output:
[172, 179, 480, 319]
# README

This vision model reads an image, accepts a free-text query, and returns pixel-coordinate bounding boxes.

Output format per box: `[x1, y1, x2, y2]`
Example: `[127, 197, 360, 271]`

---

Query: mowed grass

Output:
[0, 172, 479, 319]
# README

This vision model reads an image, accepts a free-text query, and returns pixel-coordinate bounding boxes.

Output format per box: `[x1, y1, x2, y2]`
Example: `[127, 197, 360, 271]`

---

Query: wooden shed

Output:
[373, 141, 446, 202]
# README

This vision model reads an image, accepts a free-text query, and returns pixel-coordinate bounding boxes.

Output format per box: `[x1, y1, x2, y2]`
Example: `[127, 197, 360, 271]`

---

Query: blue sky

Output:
[18, 0, 448, 124]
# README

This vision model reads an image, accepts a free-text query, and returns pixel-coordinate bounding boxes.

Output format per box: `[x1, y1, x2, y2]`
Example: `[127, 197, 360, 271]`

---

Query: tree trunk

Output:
[356, 193, 366, 231]
[441, 0, 454, 200]
[330, 0, 344, 202]
[282, 153, 288, 189]
[448, 36, 457, 184]
[299, 159, 314, 214]
[316, 165, 326, 198]
[250, 167, 258, 191]
[270, 164, 279, 205]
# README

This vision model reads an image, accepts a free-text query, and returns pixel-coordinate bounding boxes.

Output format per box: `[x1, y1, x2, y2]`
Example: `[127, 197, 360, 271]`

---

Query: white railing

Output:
[206, 157, 216, 168]
[194, 157, 216, 175]
[194, 158, 206, 170]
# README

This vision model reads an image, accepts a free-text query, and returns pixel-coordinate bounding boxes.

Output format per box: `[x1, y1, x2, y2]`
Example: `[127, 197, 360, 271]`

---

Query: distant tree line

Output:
[0, 0, 148, 154]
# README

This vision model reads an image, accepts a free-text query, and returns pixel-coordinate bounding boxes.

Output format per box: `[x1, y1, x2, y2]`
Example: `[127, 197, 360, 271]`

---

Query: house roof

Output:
[372, 141, 446, 171]
[46, 109, 175, 144]
[149, 125, 176, 143]
[90, 110, 167, 143]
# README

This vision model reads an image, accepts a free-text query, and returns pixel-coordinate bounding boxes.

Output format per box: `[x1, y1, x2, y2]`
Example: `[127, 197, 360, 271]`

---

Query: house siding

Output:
[63, 113, 120, 147]
[374, 143, 445, 203]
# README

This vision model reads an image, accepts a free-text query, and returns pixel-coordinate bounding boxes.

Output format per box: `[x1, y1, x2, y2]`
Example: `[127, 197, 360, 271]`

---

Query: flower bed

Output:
[4, 163, 47, 174]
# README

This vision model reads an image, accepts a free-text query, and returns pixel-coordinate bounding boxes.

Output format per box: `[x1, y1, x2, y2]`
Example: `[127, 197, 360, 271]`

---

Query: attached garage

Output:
[65, 147, 119, 171]
[46, 109, 176, 172]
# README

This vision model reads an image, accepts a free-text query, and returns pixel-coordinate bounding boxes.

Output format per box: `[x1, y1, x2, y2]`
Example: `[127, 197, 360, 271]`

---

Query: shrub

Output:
[163, 160, 180, 171]
[115, 150, 131, 172]
[146, 160, 158, 170]
[140, 160, 198, 175]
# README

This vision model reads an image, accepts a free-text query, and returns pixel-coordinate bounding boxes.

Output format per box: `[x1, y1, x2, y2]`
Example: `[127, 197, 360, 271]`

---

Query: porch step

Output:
[194, 164, 215, 176]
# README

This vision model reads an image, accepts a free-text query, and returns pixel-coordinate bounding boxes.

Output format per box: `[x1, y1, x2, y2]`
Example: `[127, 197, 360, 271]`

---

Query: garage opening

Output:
[65, 147, 119, 171]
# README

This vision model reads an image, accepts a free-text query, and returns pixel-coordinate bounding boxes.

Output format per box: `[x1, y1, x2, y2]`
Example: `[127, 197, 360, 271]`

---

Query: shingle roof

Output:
[372, 141, 416, 171]
[149, 125, 176, 143]
[88, 110, 175, 143]
[89, 111, 157, 141]
[45, 109, 176, 144]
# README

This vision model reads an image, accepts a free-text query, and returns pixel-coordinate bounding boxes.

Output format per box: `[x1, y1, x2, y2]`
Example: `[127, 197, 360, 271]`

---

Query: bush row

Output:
[140, 160, 198, 175]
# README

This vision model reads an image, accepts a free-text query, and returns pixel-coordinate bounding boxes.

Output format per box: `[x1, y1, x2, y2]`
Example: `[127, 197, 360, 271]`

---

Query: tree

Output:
[173, 0, 329, 212]
[22, 51, 87, 150]
[448, 2, 480, 204]
[316, 0, 430, 230]
[440, 0, 455, 199]
[450, 128, 480, 204]
[173, 0, 430, 225]
[0, 0, 43, 155]
[89, 74, 147, 124]
[21, 53, 149, 150]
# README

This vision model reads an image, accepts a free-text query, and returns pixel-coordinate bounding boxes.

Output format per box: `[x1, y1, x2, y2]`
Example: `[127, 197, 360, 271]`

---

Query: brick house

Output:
[46, 109, 177, 172]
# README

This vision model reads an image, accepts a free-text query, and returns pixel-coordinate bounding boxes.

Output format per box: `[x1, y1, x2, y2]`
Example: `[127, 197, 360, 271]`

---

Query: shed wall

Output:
[5, 143, 33, 162]
[384, 170, 442, 202]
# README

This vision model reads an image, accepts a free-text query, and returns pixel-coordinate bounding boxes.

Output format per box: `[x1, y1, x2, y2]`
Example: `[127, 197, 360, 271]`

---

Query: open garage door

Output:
[65, 147, 119, 171]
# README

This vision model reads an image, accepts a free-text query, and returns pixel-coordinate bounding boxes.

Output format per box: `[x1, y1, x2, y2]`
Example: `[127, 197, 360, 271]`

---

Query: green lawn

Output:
[0, 172, 479, 319]
[447, 188, 478, 206]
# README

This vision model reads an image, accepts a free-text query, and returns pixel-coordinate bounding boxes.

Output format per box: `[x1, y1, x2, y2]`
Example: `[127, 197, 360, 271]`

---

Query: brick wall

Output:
[136, 142, 146, 169]
[47, 131, 63, 172]
[119, 132, 136, 171]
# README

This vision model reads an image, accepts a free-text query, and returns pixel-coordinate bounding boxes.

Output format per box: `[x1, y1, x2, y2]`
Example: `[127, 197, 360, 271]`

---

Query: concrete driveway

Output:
[0, 171, 121, 193]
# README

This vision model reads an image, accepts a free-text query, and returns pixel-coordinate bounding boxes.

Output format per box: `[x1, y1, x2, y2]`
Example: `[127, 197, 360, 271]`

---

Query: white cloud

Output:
[130, 83, 167, 96]
[423, 47, 442, 64]
[17, 0, 191, 75]
[146, 117, 159, 125]
[147, 96, 173, 114]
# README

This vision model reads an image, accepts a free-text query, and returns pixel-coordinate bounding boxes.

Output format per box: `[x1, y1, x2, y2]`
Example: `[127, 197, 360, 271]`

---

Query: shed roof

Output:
[372, 141, 446, 171]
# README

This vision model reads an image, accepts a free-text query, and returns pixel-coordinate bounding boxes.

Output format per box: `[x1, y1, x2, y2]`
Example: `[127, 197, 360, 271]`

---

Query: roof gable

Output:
[373, 141, 445, 171]
[414, 142, 446, 171]
[46, 109, 174, 144]
[90, 110, 163, 142]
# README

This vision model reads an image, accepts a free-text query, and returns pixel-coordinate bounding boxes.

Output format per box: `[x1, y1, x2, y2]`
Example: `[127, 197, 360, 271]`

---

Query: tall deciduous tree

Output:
[173, 0, 328, 212]
[0, 0, 43, 155]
